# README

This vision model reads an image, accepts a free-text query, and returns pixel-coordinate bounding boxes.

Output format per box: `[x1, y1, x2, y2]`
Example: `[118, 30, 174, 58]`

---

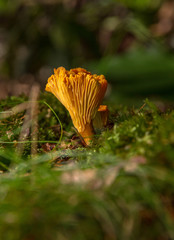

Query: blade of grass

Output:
[41, 100, 63, 145]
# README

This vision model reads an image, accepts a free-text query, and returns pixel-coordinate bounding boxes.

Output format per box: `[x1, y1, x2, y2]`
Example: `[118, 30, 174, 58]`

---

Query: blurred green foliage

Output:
[1, 0, 174, 103]
[89, 50, 174, 103]
[1, 95, 174, 239]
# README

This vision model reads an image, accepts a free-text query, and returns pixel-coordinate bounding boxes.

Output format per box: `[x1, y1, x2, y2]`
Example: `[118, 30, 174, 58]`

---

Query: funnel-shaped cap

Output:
[46, 67, 107, 144]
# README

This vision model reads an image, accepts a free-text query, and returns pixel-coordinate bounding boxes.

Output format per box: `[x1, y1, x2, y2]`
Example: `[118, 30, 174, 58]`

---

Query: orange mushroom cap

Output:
[45, 67, 107, 144]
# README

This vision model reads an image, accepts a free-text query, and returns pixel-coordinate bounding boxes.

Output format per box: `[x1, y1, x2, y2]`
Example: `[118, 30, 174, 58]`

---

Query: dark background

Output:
[0, 0, 174, 104]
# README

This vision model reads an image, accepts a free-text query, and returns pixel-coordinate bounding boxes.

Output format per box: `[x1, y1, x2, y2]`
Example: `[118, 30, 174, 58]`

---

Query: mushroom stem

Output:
[79, 123, 94, 146]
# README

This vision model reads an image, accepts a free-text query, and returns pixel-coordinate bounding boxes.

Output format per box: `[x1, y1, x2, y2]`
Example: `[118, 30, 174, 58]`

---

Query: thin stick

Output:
[138, 103, 146, 112]
[17, 93, 33, 155]
[30, 84, 40, 156]
[0, 102, 30, 119]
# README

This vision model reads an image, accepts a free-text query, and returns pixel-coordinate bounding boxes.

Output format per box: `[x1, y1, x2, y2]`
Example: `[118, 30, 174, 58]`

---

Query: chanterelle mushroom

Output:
[45, 67, 107, 145]
[93, 105, 109, 129]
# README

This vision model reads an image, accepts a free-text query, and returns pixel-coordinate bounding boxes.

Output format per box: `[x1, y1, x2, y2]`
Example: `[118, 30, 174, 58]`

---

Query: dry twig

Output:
[17, 84, 40, 156]
[30, 84, 40, 156]
[0, 102, 30, 120]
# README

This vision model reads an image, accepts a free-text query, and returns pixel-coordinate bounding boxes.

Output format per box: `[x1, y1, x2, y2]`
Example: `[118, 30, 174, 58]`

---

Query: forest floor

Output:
[0, 92, 174, 240]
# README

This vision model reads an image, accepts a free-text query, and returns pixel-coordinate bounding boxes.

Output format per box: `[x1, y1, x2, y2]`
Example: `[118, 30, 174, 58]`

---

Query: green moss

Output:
[1, 95, 174, 240]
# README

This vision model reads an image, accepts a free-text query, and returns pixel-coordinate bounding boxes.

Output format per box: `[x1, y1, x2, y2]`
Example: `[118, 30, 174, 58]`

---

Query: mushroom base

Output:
[79, 123, 94, 146]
